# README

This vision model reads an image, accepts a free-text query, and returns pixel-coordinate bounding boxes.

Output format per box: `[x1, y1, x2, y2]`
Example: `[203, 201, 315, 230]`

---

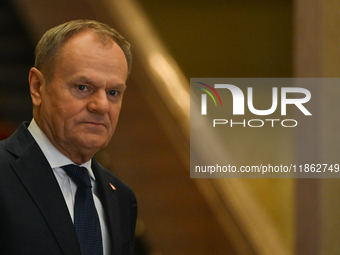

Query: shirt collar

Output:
[28, 119, 95, 180]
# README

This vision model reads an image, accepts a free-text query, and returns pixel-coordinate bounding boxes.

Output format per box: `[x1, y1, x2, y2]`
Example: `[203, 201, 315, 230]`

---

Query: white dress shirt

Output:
[28, 119, 110, 255]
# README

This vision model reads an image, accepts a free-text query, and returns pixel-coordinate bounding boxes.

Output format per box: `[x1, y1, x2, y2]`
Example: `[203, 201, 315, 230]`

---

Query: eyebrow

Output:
[76, 76, 126, 89]
[77, 76, 95, 85]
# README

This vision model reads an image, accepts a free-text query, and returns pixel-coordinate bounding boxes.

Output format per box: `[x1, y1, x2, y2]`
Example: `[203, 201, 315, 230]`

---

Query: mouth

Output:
[82, 121, 107, 128]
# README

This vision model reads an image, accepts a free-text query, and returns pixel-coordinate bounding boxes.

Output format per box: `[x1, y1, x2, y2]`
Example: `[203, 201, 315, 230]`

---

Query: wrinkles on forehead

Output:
[43, 31, 117, 85]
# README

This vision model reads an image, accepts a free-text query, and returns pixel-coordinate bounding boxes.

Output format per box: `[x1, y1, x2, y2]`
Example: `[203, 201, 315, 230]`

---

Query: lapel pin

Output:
[110, 183, 116, 191]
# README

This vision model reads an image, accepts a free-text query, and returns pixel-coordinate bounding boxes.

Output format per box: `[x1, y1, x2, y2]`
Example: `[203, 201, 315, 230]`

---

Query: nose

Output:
[87, 91, 110, 114]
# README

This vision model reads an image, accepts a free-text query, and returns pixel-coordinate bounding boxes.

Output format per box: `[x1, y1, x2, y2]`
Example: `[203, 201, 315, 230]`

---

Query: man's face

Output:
[31, 31, 128, 164]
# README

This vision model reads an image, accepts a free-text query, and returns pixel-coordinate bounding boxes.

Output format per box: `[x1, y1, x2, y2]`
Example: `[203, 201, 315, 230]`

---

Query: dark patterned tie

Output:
[62, 164, 103, 255]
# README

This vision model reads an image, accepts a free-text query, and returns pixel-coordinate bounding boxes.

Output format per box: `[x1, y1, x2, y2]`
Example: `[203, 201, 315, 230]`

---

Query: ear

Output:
[29, 67, 45, 107]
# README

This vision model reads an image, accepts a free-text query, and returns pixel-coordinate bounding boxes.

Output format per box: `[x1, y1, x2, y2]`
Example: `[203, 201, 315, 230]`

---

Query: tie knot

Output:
[62, 164, 92, 188]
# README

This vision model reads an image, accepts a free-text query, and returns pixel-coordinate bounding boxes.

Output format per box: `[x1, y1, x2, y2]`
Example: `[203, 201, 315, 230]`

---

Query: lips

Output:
[81, 121, 107, 128]
[85, 122, 105, 125]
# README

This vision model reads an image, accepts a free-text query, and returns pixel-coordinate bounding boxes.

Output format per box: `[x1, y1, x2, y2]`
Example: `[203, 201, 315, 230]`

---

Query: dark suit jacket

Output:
[0, 122, 137, 255]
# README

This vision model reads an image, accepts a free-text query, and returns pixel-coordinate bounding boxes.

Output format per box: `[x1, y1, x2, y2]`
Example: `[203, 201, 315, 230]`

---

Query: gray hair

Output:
[34, 19, 132, 83]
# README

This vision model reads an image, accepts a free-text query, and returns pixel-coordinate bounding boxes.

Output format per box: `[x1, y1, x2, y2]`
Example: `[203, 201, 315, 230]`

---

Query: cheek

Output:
[108, 107, 122, 129]
[52, 104, 72, 122]
[43, 90, 69, 120]
[51, 102, 82, 133]
[41, 97, 63, 124]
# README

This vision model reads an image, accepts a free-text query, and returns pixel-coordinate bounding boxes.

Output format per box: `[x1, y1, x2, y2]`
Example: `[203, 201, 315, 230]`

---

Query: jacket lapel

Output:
[92, 159, 122, 255]
[7, 123, 81, 255]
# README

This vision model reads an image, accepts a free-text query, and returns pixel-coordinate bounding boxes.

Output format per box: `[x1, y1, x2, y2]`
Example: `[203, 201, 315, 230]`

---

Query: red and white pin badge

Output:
[110, 183, 116, 191]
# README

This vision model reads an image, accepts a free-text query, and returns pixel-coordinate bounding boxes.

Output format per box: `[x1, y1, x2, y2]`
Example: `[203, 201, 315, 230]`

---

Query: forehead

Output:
[60, 30, 115, 56]
[68, 29, 114, 46]
[54, 31, 128, 81]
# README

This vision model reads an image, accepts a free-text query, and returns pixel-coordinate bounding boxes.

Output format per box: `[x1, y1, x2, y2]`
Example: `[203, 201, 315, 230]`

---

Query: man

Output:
[0, 20, 137, 255]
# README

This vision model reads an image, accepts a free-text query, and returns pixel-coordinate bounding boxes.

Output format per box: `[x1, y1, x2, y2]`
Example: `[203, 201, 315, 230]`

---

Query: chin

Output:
[77, 136, 109, 151]
[84, 140, 107, 150]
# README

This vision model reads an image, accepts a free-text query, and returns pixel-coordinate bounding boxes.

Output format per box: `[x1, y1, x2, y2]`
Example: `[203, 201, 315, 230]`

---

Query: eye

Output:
[108, 90, 118, 96]
[77, 85, 88, 91]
